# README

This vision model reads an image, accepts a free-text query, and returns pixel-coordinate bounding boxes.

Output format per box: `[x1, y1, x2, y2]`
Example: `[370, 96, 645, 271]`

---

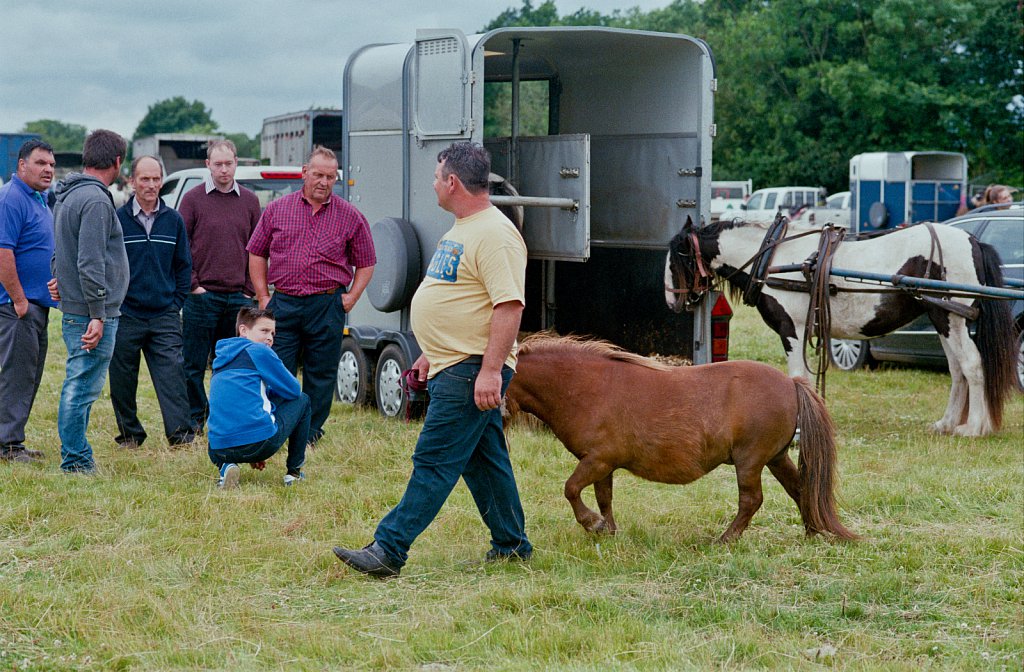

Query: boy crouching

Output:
[208, 307, 310, 488]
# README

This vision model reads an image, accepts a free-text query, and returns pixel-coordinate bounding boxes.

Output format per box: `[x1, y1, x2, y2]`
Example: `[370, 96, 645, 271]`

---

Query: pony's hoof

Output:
[585, 518, 611, 534]
[931, 421, 954, 435]
[952, 424, 987, 438]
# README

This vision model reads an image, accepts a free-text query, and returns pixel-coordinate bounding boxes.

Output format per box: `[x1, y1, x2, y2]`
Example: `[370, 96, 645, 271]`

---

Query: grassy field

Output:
[1, 305, 1021, 670]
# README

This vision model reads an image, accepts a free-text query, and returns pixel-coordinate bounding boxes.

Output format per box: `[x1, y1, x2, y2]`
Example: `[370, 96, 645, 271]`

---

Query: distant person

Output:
[333, 142, 531, 578]
[247, 146, 375, 445]
[51, 129, 130, 474]
[986, 185, 1014, 209]
[108, 156, 196, 449]
[178, 139, 260, 432]
[0, 139, 57, 463]
[207, 306, 310, 489]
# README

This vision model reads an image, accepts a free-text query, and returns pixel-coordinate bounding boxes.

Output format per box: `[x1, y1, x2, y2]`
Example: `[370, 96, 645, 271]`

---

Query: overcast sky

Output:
[1, 1, 670, 140]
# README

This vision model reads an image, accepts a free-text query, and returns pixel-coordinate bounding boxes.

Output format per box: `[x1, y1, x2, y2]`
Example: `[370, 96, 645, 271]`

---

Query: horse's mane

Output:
[519, 333, 672, 371]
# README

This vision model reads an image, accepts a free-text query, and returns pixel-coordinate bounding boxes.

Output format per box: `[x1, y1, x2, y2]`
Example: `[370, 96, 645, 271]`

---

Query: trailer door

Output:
[413, 29, 472, 139]
[486, 134, 591, 261]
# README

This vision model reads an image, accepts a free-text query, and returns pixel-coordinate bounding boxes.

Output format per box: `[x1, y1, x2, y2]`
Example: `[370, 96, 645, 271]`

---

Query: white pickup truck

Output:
[789, 191, 851, 229]
[709, 180, 752, 221]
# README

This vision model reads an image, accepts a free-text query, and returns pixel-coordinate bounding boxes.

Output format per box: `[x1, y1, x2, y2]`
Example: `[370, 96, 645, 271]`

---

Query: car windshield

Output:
[242, 179, 345, 211]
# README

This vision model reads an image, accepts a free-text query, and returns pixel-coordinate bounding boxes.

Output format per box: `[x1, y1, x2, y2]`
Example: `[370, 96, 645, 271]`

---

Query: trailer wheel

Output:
[366, 218, 421, 313]
[829, 338, 874, 371]
[375, 344, 410, 418]
[336, 337, 374, 405]
[868, 202, 889, 229]
[489, 173, 523, 232]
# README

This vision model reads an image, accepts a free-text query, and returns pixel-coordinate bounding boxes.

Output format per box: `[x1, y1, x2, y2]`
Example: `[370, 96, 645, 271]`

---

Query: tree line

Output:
[483, 0, 1023, 193]
[21, 96, 260, 161]
[21, 1, 1021, 192]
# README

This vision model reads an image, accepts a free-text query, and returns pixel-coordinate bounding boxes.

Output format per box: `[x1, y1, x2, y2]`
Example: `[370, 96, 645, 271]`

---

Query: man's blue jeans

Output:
[58, 314, 118, 473]
[207, 393, 310, 475]
[374, 360, 532, 566]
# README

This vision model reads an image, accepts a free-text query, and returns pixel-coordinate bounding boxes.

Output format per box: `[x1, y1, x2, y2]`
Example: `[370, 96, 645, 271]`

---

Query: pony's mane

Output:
[519, 333, 671, 371]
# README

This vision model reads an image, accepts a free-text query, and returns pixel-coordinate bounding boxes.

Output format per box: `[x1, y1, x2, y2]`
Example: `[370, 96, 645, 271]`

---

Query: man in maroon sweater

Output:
[178, 140, 260, 431]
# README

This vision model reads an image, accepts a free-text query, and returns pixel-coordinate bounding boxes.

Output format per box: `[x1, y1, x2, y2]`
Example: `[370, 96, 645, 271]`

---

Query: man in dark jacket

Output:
[109, 156, 195, 449]
[52, 129, 129, 474]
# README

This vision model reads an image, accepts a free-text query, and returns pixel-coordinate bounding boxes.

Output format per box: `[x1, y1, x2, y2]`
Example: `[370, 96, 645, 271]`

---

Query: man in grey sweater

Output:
[51, 129, 129, 474]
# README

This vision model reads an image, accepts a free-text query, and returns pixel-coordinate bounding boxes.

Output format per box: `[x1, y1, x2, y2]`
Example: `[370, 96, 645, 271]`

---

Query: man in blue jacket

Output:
[207, 306, 310, 488]
[108, 156, 195, 449]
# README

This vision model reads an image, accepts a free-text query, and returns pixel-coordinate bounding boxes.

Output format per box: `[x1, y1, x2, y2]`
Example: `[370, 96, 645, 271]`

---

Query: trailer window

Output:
[483, 80, 550, 137]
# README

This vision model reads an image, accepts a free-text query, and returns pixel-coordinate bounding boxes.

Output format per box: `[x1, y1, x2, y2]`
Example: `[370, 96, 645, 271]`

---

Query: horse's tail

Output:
[793, 377, 858, 540]
[974, 240, 1016, 429]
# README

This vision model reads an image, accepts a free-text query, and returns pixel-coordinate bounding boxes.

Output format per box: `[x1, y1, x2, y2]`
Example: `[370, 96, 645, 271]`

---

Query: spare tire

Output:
[868, 202, 889, 229]
[366, 217, 421, 313]
[489, 173, 523, 232]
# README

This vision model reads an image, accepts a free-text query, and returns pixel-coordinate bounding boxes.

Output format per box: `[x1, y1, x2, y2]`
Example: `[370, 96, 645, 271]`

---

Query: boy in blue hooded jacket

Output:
[207, 306, 310, 488]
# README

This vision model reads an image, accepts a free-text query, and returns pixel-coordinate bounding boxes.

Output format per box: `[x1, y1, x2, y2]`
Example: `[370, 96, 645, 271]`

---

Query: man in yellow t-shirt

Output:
[333, 143, 532, 577]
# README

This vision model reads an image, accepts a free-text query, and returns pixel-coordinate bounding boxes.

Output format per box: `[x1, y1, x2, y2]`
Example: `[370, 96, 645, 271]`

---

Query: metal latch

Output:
[676, 199, 697, 208]
[677, 167, 702, 177]
[559, 167, 580, 179]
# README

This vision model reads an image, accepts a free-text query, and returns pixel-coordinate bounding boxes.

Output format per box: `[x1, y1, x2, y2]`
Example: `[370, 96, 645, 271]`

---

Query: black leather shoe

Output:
[0, 447, 39, 463]
[333, 542, 401, 578]
[485, 548, 532, 563]
[4, 444, 44, 458]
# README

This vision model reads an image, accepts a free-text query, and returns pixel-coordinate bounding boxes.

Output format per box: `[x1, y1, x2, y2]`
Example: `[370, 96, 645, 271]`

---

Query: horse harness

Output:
[671, 216, 969, 395]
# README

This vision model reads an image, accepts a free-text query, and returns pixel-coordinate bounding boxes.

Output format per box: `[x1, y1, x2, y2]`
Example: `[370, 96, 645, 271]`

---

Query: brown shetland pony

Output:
[505, 335, 857, 542]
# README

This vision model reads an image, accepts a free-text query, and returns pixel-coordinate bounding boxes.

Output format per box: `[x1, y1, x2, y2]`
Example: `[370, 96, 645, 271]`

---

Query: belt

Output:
[277, 287, 341, 298]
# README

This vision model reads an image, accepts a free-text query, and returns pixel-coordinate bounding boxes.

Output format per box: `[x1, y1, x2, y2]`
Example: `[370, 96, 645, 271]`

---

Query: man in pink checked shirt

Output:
[247, 146, 375, 445]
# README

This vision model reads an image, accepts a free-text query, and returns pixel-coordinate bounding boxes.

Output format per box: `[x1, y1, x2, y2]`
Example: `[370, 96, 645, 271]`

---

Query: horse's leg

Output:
[593, 472, 617, 534]
[943, 321, 992, 436]
[564, 456, 615, 534]
[719, 461, 765, 543]
[766, 451, 803, 516]
[933, 332, 969, 434]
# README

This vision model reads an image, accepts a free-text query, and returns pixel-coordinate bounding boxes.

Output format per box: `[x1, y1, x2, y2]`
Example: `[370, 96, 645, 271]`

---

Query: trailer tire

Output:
[336, 337, 374, 406]
[868, 202, 889, 229]
[489, 173, 523, 232]
[375, 344, 410, 418]
[367, 217, 421, 313]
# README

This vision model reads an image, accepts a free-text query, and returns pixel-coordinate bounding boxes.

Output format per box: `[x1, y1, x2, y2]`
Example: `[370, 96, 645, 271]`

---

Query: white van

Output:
[709, 179, 752, 221]
[741, 186, 824, 224]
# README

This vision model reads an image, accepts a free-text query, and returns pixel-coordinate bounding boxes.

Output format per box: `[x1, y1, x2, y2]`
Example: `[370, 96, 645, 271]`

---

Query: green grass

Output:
[1, 306, 1021, 670]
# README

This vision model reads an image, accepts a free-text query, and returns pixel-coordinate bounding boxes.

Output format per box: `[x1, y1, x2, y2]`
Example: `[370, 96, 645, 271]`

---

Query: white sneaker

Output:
[218, 463, 240, 489]
[283, 472, 305, 486]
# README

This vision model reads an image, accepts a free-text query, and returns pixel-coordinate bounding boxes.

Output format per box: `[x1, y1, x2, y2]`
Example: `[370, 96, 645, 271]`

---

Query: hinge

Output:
[676, 199, 697, 208]
[710, 78, 717, 93]
[559, 167, 580, 179]
[709, 123, 717, 138]
[677, 167, 702, 177]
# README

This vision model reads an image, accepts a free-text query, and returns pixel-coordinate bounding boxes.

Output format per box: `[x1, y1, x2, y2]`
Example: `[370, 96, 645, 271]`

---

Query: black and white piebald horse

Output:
[665, 217, 1016, 437]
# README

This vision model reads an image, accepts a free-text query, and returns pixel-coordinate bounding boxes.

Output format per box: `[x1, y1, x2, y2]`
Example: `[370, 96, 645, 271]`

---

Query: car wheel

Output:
[829, 338, 873, 371]
[1015, 329, 1024, 393]
[375, 344, 409, 418]
[335, 338, 373, 405]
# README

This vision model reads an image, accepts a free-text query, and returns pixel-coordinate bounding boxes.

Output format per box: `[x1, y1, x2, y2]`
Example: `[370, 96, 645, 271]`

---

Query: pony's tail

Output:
[974, 240, 1016, 429]
[793, 377, 858, 540]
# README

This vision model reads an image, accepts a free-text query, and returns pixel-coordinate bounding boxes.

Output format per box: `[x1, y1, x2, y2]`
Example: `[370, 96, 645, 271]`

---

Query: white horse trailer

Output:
[338, 27, 718, 417]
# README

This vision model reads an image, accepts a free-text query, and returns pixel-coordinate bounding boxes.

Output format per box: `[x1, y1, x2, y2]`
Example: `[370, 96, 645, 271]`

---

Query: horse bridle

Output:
[666, 231, 715, 310]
